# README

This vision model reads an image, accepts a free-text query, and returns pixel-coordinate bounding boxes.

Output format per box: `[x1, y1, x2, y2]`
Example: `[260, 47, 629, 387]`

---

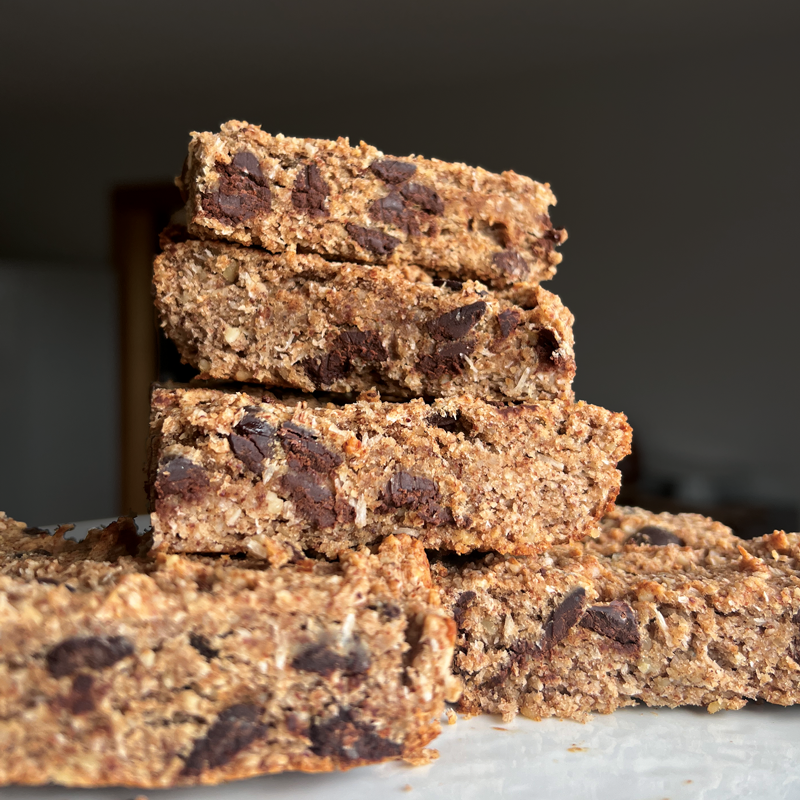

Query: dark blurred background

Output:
[0, 0, 797, 535]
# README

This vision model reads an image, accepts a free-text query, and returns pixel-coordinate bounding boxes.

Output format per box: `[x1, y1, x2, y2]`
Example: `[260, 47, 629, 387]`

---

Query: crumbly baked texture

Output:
[0, 514, 458, 788]
[153, 231, 575, 402]
[147, 387, 631, 561]
[434, 506, 800, 722]
[179, 120, 566, 291]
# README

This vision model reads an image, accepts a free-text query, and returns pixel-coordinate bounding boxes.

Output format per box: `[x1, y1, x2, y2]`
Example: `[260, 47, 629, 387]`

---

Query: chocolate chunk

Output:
[492, 250, 529, 281]
[231, 151, 263, 180]
[155, 457, 209, 502]
[452, 590, 477, 626]
[282, 471, 337, 529]
[369, 192, 418, 235]
[202, 157, 272, 225]
[292, 638, 370, 677]
[370, 159, 417, 184]
[433, 278, 464, 291]
[540, 587, 587, 652]
[497, 309, 521, 339]
[292, 163, 329, 217]
[229, 434, 264, 474]
[336, 330, 388, 363]
[303, 351, 349, 387]
[400, 182, 444, 215]
[279, 422, 343, 474]
[46, 635, 134, 678]
[190, 633, 220, 660]
[181, 703, 267, 776]
[345, 223, 400, 256]
[309, 708, 402, 762]
[37, 577, 60, 586]
[427, 411, 470, 436]
[535, 328, 561, 369]
[580, 600, 640, 646]
[230, 413, 275, 472]
[381, 471, 453, 526]
[417, 340, 475, 379]
[67, 674, 95, 715]
[303, 330, 387, 388]
[426, 301, 486, 340]
[628, 526, 685, 547]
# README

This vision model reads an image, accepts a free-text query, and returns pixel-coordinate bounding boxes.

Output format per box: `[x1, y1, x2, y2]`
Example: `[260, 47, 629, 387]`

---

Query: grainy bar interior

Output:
[435, 506, 800, 722]
[180, 120, 566, 291]
[147, 386, 632, 561]
[0, 513, 458, 787]
[153, 230, 576, 401]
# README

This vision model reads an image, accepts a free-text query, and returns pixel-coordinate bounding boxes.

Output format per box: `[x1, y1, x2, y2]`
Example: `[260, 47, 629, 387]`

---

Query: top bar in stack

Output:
[179, 120, 566, 290]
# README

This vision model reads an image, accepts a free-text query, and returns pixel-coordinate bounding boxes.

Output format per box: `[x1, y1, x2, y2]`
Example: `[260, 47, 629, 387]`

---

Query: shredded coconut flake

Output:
[514, 366, 532, 394]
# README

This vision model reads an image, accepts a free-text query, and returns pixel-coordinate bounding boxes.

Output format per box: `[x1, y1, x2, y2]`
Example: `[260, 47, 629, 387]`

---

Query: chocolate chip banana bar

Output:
[179, 120, 566, 290]
[0, 514, 458, 787]
[434, 506, 800, 722]
[153, 231, 575, 401]
[147, 387, 631, 561]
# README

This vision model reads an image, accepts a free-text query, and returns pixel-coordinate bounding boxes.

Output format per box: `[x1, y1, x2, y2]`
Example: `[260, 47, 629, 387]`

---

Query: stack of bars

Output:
[2, 121, 800, 790]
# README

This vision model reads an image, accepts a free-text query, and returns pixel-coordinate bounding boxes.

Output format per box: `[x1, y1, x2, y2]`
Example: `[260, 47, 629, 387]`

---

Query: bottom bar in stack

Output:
[434, 506, 800, 721]
[0, 513, 458, 788]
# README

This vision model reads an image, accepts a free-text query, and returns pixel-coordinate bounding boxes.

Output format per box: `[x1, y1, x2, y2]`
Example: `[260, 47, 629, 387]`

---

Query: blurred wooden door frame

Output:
[112, 184, 183, 515]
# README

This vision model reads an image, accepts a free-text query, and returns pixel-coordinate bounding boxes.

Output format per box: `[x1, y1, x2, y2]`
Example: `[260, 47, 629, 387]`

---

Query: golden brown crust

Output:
[147, 387, 631, 559]
[0, 518, 456, 787]
[435, 506, 800, 722]
[153, 234, 575, 402]
[180, 120, 566, 291]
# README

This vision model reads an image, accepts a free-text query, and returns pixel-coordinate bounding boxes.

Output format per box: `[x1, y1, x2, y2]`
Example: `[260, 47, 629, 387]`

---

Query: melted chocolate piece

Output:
[497, 309, 521, 339]
[426, 301, 487, 341]
[381, 471, 453, 526]
[229, 414, 276, 473]
[417, 340, 475, 379]
[309, 708, 402, 762]
[155, 457, 209, 502]
[369, 192, 418, 235]
[370, 159, 417, 184]
[67, 674, 95, 715]
[279, 422, 342, 474]
[400, 182, 444, 215]
[202, 154, 271, 224]
[345, 223, 400, 256]
[292, 163, 329, 217]
[46, 636, 134, 678]
[580, 601, 640, 646]
[281, 471, 337, 529]
[292, 639, 371, 677]
[181, 704, 267, 776]
[539, 587, 587, 652]
[492, 250, 529, 281]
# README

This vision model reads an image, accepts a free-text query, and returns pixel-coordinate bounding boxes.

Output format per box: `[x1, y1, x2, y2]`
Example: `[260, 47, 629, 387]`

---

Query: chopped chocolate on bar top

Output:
[434, 506, 800, 722]
[0, 512, 458, 787]
[147, 386, 631, 561]
[153, 231, 575, 402]
[179, 120, 566, 291]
